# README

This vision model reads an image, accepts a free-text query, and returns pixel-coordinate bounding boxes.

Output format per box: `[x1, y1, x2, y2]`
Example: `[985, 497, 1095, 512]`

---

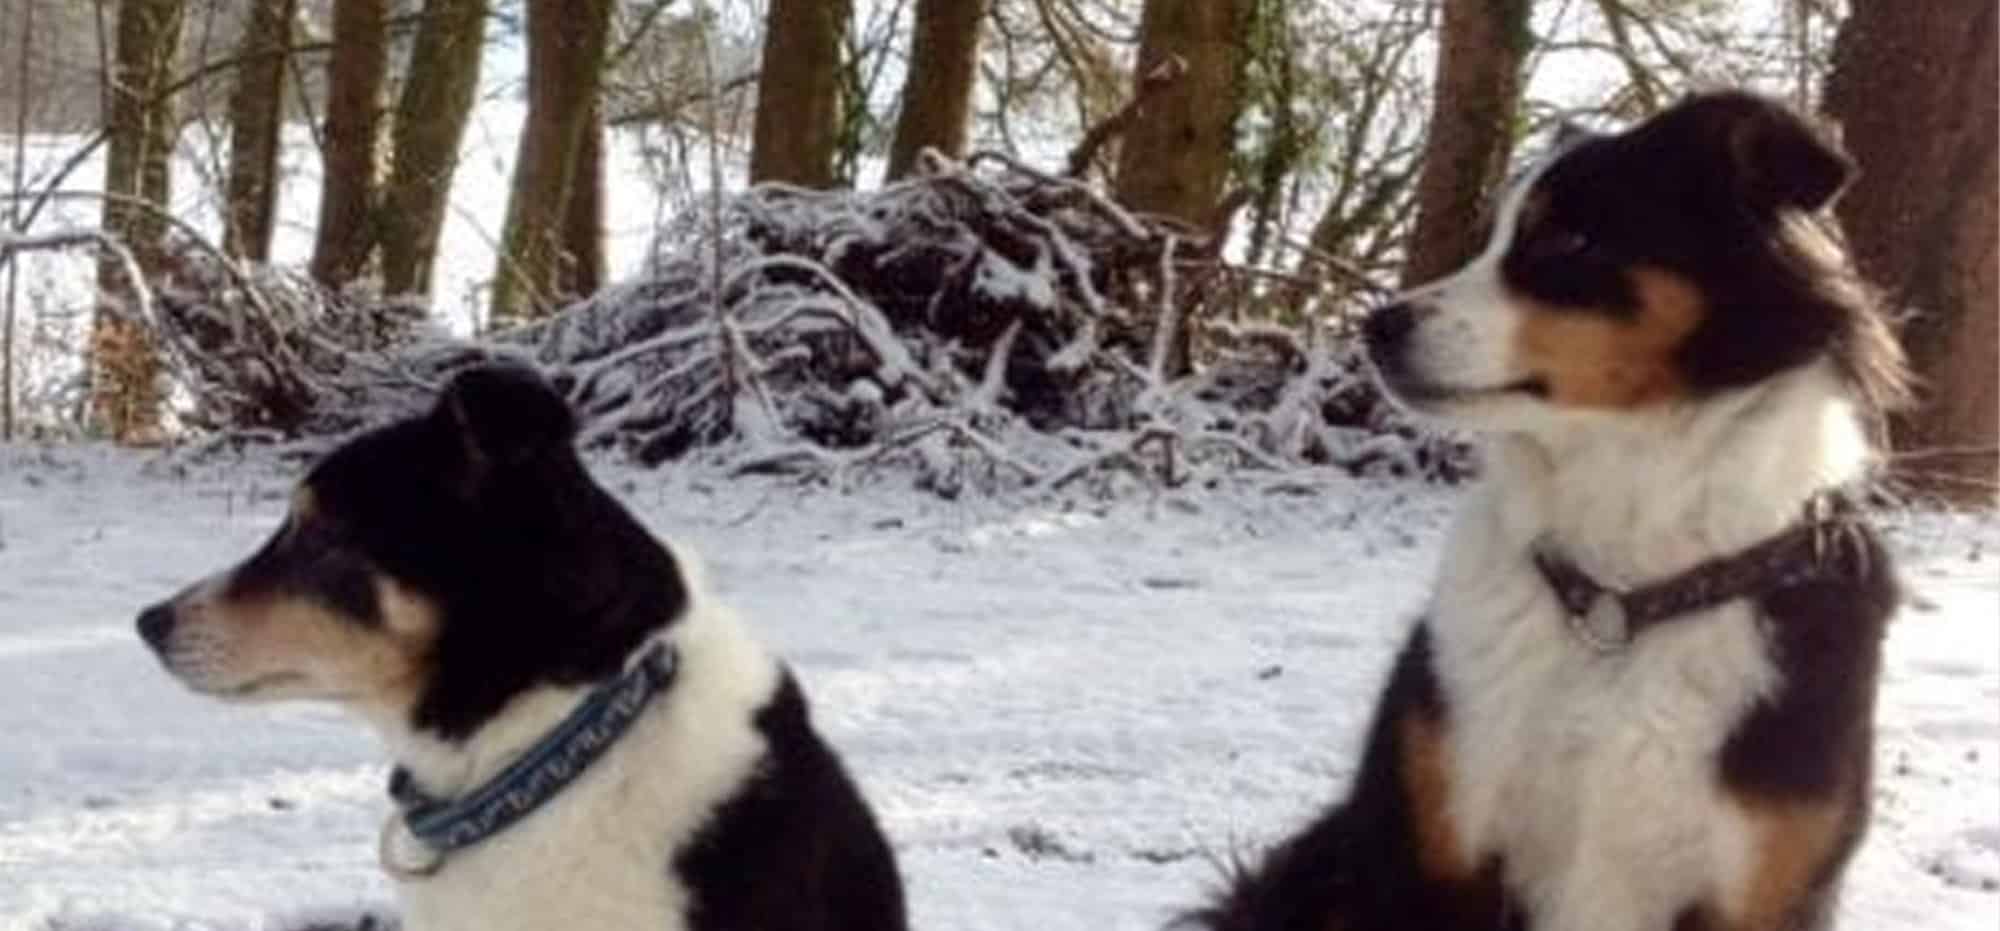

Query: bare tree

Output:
[307, 0, 387, 288]
[1826, 0, 1998, 502]
[95, 0, 187, 442]
[981, 0, 1137, 164]
[557, 100, 606, 300]
[490, 0, 614, 324]
[1112, 0, 1252, 228]
[222, 0, 295, 261]
[2, 0, 32, 440]
[1296, 2, 1429, 301]
[379, 0, 488, 297]
[884, 0, 986, 181]
[1401, 0, 1532, 287]
[748, 0, 851, 187]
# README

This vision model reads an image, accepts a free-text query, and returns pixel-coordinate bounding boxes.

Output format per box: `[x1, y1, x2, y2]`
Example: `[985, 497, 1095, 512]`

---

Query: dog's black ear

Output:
[1695, 91, 1852, 213]
[436, 362, 576, 469]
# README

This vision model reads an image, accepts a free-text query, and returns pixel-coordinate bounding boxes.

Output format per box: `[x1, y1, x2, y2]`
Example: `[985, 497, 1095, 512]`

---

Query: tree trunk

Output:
[379, 0, 488, 297]
[1826, 0, 1998, 503]
[382, 0, 492, 293]
[95, 0, 185, 443]
[1110, 0, 1252, 377]
[748, 0, 851, 188]
[884, 0, 985, 181]
[490, 0, 613, 325]
[1112, 0, 1252, 227]
[308, 0, 387, 288]
[557, 100, 606, 301]
[222, 0, 294, 262]
[1401, 0, 1533, 288]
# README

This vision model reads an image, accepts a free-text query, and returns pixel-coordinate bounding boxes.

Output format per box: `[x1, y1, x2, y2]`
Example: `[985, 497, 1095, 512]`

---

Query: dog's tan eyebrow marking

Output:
[290, 486, 318, 523]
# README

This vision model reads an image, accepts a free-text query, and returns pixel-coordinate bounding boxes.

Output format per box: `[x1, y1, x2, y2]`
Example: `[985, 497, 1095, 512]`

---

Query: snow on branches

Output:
[141, 151, 1468, 492]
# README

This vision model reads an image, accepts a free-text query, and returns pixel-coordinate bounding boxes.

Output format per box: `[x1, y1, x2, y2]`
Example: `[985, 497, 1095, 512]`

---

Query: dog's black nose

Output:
[1364, 302, 1419, 357]
[137, 603, 177, 649]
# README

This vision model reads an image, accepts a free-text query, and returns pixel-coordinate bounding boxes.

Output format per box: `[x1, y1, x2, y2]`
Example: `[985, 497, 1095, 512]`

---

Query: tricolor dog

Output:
[137, 364, 907, 931]
[1190, 92, 1907, 931]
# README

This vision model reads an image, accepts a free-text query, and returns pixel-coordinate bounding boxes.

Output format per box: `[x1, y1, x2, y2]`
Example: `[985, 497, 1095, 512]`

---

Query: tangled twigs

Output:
[133, 135, 1466, 491]
[1050, 427, 1181, 490]
[1, 227, 163, 348]
[735, 416, 1045, 489]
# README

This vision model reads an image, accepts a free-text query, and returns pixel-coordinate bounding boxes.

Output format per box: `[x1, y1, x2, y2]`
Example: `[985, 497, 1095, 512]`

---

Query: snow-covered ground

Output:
[0, 446, 1994, 930]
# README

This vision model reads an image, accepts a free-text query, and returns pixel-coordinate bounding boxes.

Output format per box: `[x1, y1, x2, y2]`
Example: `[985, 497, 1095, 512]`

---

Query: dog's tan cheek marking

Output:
[210, 588, 434, 708]
[1510, 266, 1707, 409]
[1722, 796, 1849, 931]
[358, 579, 438, 710]
[1400, 710, 1470, 882]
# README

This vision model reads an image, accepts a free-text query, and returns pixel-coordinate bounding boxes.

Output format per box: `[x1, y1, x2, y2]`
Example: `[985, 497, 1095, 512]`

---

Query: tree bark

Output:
[308, 0, 388, 288]
[1826, 0, 1998, 503]
[379, 0, 488, 297]
[1401, 0, 1533, 288]
[884, 0, 986, 181]
[490, 0, 613, 324]
[557, 100, 606, 301]
[222, 0, 295, 262]
[95, 0, 185, 443]
[1112, 0, 1252, 227]
[748, 0, 851, 188]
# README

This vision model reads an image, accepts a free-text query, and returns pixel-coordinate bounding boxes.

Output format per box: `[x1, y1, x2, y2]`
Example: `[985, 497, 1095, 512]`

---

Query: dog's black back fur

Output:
[680, 673, 909, 930]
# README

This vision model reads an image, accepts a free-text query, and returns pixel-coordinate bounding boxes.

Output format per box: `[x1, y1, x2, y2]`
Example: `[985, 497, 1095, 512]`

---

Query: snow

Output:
[0, 446, 1995, 930]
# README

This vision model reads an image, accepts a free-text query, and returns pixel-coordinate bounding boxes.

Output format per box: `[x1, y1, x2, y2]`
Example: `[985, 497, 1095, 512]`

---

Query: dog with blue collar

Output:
[139, 363, 907, 931]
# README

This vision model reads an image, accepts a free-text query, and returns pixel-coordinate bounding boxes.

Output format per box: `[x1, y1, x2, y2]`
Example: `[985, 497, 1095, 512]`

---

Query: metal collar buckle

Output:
[379, 815, 446, 881]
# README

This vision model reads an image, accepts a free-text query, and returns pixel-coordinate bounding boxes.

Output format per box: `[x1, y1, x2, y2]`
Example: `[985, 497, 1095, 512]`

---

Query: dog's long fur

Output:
[1190, 92, 1906, 931]
[138, 365, 906, 931]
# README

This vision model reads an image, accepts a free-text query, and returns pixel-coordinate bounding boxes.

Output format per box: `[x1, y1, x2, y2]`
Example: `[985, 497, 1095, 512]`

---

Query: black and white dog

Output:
[1191, 92, 1908, 930]
[138, 365, 907, 931]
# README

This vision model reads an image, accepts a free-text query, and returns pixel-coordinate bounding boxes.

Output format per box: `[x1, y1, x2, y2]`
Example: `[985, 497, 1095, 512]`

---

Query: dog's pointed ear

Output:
[436, 362, 576, 470]
[1703, 92, 1853, 213]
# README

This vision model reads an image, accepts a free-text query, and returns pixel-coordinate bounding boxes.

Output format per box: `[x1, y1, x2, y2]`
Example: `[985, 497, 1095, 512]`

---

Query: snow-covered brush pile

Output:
[519, 152, 1468, 490]
[146, 152, 1469, 491]
[150, 238, 495, 438]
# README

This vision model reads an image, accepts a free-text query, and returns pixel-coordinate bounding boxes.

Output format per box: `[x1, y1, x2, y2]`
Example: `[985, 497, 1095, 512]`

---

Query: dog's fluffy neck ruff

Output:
[1480, 359, 1870, 589]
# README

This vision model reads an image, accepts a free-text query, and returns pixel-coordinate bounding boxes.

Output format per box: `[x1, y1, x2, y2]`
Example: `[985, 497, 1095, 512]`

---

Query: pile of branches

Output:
[151, 237, 496, 438]
[147, 152, 1468, 491]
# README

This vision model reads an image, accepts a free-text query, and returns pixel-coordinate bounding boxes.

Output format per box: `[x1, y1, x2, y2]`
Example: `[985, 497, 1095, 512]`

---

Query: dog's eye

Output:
[1525, 227, 1594, 261]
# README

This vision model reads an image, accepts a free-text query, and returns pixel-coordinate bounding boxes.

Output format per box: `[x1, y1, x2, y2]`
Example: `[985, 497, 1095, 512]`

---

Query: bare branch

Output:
[1064, 55, 1186, 179]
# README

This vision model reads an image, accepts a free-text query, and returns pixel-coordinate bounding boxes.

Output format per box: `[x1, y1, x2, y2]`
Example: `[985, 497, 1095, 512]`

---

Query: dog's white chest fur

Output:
[400, 766, 691, 931]
[1430, 489, 1781, 931]
[388, 602, 780, 931]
